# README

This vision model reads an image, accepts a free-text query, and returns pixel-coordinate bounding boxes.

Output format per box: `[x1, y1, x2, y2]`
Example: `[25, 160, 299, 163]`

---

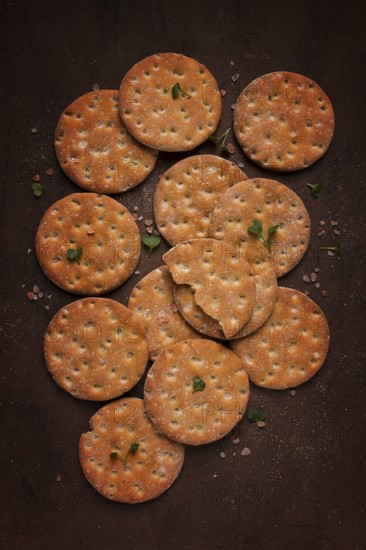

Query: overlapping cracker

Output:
[234, 71, 335, 171]
[144, 340, 249, 445]
[163, 238, 255, 338]
[173, 242, 277, 339]
[44, 298, 149, 400]
[119, 53, 222, 151]
[128, 266, 204, 361]
[55, 90, 157, 193]
[79, 398, 185, 503]
[209, 178, 311, 277]
[35, 193, 140, 295]
[153, 155, 247, 245]
[230, 287, 330, 389]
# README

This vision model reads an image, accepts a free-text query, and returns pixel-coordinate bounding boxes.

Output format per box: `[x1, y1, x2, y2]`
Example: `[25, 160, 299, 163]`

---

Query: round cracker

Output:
[230, 287, 330, 390]
[144, 340, 249, 445]
[119, 53, 222, 151]
[163, 238, 255, 339]
[173, 242, 277, 339]
[55, 90, 157, 193]
[44, 298, 149, 400]
[153, 155, 247, 246]
[234, 71, 335, 171]
[209, 178, 311, 277]
[35, 193, 140, 295]
[128, 266, 204, 361]
[79, 398, 185, 503]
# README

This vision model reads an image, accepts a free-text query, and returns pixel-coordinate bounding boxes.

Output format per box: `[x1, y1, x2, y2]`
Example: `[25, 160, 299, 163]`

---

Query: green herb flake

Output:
[247, 219, 278, 251]
[319, 243, 341, 253]
[31, 182, 44, 197]
[192, 376, 206, 394]
[208, 128, 231, 153]
[142, 235, 161, 256]
[246, 406, 266, 424]
[172, 82, 191, 99]
[109, 451, 119, 459]
[306, 182, 323, 198]
[66, 247, 83, 264]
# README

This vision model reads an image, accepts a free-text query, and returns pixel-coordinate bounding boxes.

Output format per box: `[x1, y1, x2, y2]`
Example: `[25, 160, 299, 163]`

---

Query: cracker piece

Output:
[79, 398, 184, 503]
[153, 155, 247, 245]
[174, 242, 277, 339]
[128, 266, 204, 361]
[234, 71, 335, 171]
[44, 298, 149, 400]
[119, 53, 222, 151]
[144, 340, 249, 445]
[230, 287, 330, 389]
[209, 178, 311, 277]
[163, 238, 255, 338]
[55, 90, 157, 193]
[35, 193, 140, 295]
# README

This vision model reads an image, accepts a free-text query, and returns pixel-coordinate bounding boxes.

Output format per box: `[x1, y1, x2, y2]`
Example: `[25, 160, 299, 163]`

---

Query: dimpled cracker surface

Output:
[119, 53, 222, 151]
[35, 193, 140, 295]
[163, 238, 255, 338]
[55, 90, 157, 193]
[128, 266, 204, 361]
[234, 71, 335, 171]
[44, 298, 149, 400]
[79, 398, 185, 503]
[209, 178, 310, 277]
[230, 287, 330, 389]
[144, 340, 249, 445]
[154, 155, 247, 245]
[174, 242, 277, 339]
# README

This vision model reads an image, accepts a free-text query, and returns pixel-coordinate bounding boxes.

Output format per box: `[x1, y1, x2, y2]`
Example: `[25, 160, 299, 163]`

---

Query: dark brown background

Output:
[1, 0, 365, 549]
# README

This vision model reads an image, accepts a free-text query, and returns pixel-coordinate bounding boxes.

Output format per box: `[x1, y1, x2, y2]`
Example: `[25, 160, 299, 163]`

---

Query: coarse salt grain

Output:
[241, 447, 251, 456]
[220, 452, 226, 459]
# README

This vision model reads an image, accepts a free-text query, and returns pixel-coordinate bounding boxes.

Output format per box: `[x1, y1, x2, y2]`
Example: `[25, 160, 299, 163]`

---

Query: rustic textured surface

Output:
[80, 398, 185, 503]
[55, 90, 157, 193]
[234, 72, 335, 171]
[119, 53, 222, 151]
[44, 298, 149, 400]
[2, 1, 365, 549]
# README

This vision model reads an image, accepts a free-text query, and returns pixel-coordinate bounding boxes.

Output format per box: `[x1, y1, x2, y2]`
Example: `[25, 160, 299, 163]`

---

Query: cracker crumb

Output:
[170, 303, 179, 313]
[334, 229, 341, 235]
[27, 292, 35, 300]
[146, 227, 153, 234]
[302, 274, 310, 282]
[133, 206, 139, 212]
[319, 220, 326, 226]
[330, 220, 338, 226]
[232, 438, 240, 445]
[241, 447, 251, 456]
[226, 143, 235, 154]
[328, 251, 334, 257]
[220, 452, 226, 459]
[305, 290, 310, 295]
[321, 290, 328, 297]
[93, 83, 99, 91]
[310, 273, 317, 282]
[144, 219, 153, 227]
[257, 421, 266, 428]
[45, 168, 53, 176]
[87, 229, 95, 235]
[231, 74, 239, 82]
[31, 127, 38, 133]
[290, 390, 296, 396]
[132, 213, 138, 220]
[32, 174, 41, 182]
[220, 89, 227, 97]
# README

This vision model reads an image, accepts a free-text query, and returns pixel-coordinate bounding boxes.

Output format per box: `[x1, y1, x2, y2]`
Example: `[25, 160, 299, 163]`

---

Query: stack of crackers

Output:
[34, 53, 334, 503]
